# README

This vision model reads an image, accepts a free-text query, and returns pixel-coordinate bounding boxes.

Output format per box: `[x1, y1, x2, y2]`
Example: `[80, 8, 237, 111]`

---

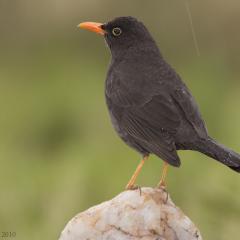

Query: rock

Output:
[59, 187, 202, 240]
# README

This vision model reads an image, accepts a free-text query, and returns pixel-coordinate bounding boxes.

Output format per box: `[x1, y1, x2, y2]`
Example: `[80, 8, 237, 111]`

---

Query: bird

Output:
[78, 16, 240, 189]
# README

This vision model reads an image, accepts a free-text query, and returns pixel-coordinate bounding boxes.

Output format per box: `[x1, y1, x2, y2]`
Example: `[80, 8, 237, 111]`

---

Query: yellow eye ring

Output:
[112, 27, 122, 36]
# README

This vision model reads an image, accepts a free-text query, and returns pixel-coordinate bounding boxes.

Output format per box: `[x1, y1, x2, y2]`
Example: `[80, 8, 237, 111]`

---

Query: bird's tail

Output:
[194, 137, 240, 173]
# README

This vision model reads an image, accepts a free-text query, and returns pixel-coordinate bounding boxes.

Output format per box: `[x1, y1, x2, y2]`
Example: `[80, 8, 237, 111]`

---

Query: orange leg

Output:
[158, 161, 169, 188]
[125, 155, 148, 190]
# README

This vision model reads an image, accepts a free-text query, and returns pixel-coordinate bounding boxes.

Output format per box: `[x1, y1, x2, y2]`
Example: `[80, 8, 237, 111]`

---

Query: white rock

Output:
[59, 187, 202, 240]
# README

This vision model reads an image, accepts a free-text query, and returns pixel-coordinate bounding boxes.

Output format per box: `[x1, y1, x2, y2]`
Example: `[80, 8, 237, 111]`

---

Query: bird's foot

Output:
[125, 156, 148, 193]
[125, 184, 142, 195]
[125, 183, 139, 190]
[156, 182, 168, 203]
[157, 180, 166, 189]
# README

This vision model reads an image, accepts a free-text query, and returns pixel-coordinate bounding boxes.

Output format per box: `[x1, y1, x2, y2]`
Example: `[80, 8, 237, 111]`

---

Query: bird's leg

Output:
[157, 161, 169, 188]
[125, 155, 148, 190]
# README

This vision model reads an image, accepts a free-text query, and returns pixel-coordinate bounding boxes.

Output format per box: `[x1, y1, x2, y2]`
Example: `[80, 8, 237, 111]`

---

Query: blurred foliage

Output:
[0, 0, 240, 239]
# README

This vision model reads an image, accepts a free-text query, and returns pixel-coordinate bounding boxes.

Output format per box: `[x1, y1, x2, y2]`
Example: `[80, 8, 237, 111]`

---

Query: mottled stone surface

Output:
[59, 187, 202, 240]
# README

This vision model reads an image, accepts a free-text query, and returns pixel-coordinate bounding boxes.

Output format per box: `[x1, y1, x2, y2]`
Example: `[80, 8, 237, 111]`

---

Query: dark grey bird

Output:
[79, 16, 240, 189]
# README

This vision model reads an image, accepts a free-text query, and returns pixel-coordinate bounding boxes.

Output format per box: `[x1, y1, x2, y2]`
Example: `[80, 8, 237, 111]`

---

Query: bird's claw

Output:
[125, 184, 142, 195]
[157, 180, 166, 189]
[156, 183, 168, 203]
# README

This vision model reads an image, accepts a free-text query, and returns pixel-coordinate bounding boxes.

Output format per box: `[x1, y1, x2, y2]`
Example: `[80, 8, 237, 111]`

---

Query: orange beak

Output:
[78, 22, 105, 35]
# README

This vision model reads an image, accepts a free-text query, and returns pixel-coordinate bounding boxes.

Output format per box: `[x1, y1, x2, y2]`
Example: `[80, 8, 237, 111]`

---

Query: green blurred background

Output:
[0, 0, 239, 239]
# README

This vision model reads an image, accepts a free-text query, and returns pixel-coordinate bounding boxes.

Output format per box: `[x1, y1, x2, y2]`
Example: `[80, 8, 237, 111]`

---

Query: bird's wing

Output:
[118, 94, 181, 166]
[171, 87, 208, 139]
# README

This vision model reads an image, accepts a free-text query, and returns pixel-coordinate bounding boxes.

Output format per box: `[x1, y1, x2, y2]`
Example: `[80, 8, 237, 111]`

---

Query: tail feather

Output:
[195, 138, 240, 173]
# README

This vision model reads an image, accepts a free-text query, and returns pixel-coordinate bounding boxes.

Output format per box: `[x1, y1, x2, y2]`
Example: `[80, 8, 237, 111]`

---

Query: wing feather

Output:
[120, 94, 181, 166]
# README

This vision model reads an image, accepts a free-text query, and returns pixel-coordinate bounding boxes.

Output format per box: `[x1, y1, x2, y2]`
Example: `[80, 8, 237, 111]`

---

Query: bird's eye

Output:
[112, 27, 122, 36]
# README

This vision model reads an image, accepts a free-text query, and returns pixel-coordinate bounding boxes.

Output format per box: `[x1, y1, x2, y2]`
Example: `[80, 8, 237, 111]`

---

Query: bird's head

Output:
[79, 16, 156, 57]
